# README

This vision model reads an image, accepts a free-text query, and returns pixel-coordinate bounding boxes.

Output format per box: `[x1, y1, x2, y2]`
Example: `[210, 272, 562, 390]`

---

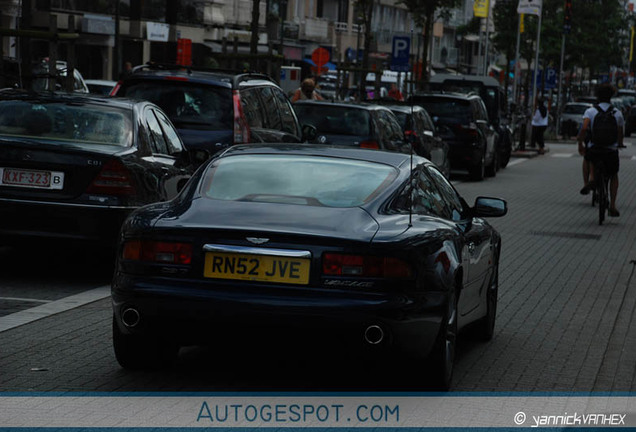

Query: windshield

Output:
[294, 105, 371, 136]
[201, 154, 397, 208]
[121, 81, 233, 130]
[0, 100, 132, 146]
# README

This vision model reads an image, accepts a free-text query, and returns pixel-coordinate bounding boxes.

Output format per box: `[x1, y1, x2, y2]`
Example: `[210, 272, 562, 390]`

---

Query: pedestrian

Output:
[119, 61, 132, 80]
[530, 97, 548, 154]
[388, 83, 404, 101]
[291, 78, 324, 102]
[577, 83, 624, 217]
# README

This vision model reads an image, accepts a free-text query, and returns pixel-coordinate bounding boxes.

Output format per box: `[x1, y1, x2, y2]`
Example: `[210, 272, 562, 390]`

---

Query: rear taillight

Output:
[454, 123, 479, 137]
[322, 253, 412, 278]
[87, 159, 136, 196]
[123, 240, 192, 265]
[233, 90, 250, 144]
[109, 81, 122, 96]
[360, 140, 379, 149]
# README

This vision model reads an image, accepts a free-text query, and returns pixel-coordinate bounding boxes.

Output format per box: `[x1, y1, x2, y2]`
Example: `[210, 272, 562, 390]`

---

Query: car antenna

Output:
[408, 25, 415, 228]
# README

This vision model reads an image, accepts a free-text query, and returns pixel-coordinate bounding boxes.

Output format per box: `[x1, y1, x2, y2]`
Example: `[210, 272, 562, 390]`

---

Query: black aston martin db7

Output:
[111, 144, 507, 390]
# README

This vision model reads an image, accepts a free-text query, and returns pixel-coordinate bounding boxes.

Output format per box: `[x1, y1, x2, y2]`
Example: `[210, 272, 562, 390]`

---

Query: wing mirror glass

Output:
[302, 124, 317, 142]
[473, 196, 507, 217]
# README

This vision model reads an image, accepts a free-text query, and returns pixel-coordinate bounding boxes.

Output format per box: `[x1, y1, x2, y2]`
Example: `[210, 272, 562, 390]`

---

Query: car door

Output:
[141, 106, 190, 201]
[427, 166, 493, 316]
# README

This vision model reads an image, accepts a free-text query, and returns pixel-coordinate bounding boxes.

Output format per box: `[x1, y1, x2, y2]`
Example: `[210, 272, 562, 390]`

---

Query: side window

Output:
[273, 88, 300, 135]
[427, 166, 465, 221]
[145, 108, 169, 155]
[259, 87, 282, 130]
[412, 168, 449, 218]
[240, 88, 265, 128]
[154, 109, 184, 156]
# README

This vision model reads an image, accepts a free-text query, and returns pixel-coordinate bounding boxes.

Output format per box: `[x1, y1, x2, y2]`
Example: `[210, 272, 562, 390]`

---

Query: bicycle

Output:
[593, 160, 610, 225]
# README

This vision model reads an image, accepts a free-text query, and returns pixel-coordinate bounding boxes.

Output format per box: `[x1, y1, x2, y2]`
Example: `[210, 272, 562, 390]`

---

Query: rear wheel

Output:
[112, 316, 178, 370]
[597, 170, 607, 225]
[427, 288, 458, 390]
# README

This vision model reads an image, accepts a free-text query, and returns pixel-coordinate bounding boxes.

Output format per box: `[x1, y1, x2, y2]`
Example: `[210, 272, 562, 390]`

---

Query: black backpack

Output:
[591, 104, 618, 147]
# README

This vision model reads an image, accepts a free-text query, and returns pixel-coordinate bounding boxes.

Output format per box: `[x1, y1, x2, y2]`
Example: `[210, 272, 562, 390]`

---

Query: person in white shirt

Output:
[530, 97, 549, 154]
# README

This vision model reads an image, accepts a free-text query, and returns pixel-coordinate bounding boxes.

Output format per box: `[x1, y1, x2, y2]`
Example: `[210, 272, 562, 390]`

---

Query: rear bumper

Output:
[0, 198, 133, 244]
[446, 140, 484, 169]
[112, 274, 447, 359]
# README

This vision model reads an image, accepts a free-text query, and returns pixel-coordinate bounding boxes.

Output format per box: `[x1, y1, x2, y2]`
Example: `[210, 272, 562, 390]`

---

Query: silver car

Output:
[559, 102, 592, 138]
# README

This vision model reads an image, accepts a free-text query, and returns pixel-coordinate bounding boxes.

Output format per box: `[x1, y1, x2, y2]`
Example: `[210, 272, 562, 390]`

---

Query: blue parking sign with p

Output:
[391, 36, 410, 72]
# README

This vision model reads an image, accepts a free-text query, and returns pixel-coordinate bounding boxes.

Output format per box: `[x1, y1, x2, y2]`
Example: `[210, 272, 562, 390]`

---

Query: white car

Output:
[85, 79, 117, 95]
[559, 102, 592, 138]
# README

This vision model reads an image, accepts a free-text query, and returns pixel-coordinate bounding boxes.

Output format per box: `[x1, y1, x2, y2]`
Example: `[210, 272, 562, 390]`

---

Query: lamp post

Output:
[279, 0, 287, 56]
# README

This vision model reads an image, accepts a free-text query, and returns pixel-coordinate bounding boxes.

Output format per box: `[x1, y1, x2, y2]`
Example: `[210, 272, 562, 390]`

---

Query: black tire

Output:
[112, 315, 178, 370]
[469, 153, 485, 181]
[485, 149, 498, 177]
[597, 170, 606, 225]
[475, 249, 499, 341]
[427, 288, 458, 391]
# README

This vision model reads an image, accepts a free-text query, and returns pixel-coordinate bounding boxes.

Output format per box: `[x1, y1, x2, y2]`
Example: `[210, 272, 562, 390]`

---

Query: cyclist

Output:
[577, 83, 624, 217]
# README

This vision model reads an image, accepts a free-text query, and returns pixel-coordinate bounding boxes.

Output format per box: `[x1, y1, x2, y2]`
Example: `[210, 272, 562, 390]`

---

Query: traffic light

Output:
[563, 0, 572, 34]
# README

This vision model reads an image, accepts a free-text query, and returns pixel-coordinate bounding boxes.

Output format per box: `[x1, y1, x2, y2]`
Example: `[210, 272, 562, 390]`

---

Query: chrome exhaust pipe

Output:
[121, 308, 140, 328]
[364, 325, 384, 345]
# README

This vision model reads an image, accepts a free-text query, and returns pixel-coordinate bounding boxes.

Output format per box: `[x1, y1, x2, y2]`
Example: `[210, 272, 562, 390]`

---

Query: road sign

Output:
[390, 36, 410, 72]
[545, 67, 557, 89]
[311, 47, 330, 70]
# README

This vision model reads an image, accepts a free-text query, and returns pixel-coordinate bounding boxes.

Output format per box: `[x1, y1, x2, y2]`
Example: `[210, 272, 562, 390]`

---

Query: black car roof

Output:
[293, 100, 394, 112]
[0, 89, 141, 108]
[125, 64, 277, 89]
[429, 73, 501, 88]
[219, 144, 424, 169]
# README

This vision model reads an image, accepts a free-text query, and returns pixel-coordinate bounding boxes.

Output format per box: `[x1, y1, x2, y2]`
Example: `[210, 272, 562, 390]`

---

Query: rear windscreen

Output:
[0, 100, 132, 147]
[414, 98, 472, 123]
[294, 105, 371, 136]
[121, 81, 233, 130]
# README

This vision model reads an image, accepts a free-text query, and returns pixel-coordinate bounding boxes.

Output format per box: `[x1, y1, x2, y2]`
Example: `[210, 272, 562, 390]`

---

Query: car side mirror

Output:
[302, 124, 317, 142]
[188, 148, 210, 166]
[472, 196, 507, 218]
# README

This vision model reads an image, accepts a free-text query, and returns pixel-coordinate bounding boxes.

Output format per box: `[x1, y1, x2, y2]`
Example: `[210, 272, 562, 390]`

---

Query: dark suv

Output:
[411, 92, 497, 181]
[111, 64, 314, 154]
[293, 100, 411, 153]
[427, 74, 512, 169]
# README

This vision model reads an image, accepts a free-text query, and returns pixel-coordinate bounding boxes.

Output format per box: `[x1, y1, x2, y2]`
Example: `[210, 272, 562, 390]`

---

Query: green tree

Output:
[399, 0, 462, 87]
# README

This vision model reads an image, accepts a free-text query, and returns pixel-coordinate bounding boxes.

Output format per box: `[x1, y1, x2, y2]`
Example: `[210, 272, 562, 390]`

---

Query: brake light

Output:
[109, 81, 122, 96]
[233, 90, 250, 143]
[360, 140, 379, 149]
[86, 159, 136, 196]
[163, 76, 189, 82]
[322, 253, 412, 278]
[454, 123, 479, 137]
[123, 240, 192, 264]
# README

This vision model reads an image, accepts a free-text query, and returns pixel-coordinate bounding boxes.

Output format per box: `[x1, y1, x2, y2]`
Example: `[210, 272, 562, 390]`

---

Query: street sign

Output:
[311, 47, 330, 70]
[517, 0, 542, 16]
[473, 0, 489, 18]
[545, 67, 557, 89]
[390, 36, 410, 72]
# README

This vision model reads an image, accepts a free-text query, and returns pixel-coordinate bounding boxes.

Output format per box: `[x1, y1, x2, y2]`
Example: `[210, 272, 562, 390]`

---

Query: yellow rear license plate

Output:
[204, 252, 310, 285]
